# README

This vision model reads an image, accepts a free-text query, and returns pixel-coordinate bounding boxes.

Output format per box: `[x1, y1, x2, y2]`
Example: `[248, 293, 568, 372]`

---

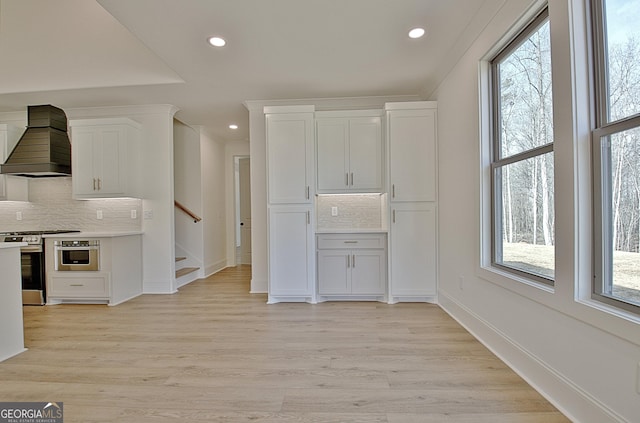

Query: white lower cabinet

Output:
[268, 206, 314, 302]
[389, 202, 437, 301]
[317, 233, 387, 299]
[45, 235, 142, 306]
[48, 274, 110, 299]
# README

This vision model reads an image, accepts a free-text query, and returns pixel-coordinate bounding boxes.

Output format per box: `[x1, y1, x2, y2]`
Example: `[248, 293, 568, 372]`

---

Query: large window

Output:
[592, 0, 640, 313]
[490, 8, 555, 285]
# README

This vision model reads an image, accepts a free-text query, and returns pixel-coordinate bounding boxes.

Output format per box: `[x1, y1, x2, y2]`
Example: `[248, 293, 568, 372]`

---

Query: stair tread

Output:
[175, 256, 187, 262]
[176, 267, 199, 278]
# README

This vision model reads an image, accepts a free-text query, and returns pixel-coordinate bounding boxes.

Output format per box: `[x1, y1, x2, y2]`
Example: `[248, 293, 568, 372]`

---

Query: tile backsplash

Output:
[316, 194, 387, 230]
[0, 177, 141, 232]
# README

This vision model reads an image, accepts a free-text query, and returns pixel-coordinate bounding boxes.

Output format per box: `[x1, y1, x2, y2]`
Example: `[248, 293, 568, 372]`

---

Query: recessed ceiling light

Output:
[229, 124, 238, 130]
[208, 36, 226, 47]
[408, 28, 425, 39]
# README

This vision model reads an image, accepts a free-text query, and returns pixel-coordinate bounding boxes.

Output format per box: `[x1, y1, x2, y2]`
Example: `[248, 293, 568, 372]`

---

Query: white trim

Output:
[439, 291, 628, 423]
[263, 105, 315, 114]
[205, 259, 228, 277]
[108, 292, 143, 306]
[384, 101, 438, 110]
[0, 348, 27, 363]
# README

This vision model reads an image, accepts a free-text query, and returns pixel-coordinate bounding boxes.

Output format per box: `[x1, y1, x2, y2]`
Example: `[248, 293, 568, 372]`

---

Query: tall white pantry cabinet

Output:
[265, 101, 438, 304]
[265, 106, 316, 303]
[386, 101, 438, 303]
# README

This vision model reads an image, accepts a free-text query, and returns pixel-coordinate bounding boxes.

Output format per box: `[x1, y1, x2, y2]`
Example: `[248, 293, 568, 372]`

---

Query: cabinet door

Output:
[316, 119, 348, 191]
[388, 109, 436, 202]
[71, 128, 99, 196]
[96, 126, 126, 196]
[390, 203, 437, 297]
[317, 250, 350, 294]
[351, 250, 386, 295]
[48, 274, 110, 299]
[349, 117, 382, 191]
[267, 113, 314, 204]
[269, 207, 314, 296]
[72, 125, 127, 197]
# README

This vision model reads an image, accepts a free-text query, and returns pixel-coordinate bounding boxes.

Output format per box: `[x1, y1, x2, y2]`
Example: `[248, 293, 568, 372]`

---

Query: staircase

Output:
[174, 253, 200, 287]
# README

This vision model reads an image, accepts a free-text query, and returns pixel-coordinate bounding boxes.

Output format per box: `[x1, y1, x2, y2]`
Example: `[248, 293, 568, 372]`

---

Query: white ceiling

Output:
[0, 0, 501, 142]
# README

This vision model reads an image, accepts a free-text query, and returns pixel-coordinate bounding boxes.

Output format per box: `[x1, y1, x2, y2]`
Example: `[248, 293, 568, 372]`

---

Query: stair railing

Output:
[174, 200, 202, 223]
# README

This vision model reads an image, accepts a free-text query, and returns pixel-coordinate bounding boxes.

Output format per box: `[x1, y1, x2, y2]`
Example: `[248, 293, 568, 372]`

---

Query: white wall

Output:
[174, 120, 204, 277]
[200, 128, 228, 276]
[434, 0, 640, 421]
[67, 105, 178, 294]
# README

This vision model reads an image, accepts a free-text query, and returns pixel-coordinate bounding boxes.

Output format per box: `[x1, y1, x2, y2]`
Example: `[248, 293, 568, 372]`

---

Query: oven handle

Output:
[55, 246, 100, 250]
[20, 245, 43, 253]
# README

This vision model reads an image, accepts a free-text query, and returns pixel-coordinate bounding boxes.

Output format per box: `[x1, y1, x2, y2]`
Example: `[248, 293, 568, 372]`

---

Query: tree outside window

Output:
[491, 9, 555, 284]
[592, 0, 640, 312]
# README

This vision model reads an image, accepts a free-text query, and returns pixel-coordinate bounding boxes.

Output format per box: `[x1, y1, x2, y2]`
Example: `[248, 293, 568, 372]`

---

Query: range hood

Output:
[0, 105, 72, 177]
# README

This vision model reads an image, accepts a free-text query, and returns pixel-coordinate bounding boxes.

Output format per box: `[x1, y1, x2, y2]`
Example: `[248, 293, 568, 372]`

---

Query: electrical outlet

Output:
[131, 209, 137, 219]
[331, 206, 338, 216]
[144, 210, 153, 220]
[96, 210, 103, 220]
[16, 211, 22, 221]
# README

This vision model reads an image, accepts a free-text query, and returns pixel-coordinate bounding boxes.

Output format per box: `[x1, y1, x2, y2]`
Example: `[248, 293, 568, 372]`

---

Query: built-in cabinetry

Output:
[45, 233, 143, 305]
[265, 106, 315, 303]
[317, 233, 386, 299]
[316, 111, 383, 193]
[386, 101, 438, 302]
[0, 124, 28, 201]
[69, 118, 141, 199]
[264, 102, 437, 304]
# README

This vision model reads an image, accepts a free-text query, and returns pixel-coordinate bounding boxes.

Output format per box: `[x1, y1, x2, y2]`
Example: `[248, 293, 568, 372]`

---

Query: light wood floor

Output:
[0, 266, 569, 422]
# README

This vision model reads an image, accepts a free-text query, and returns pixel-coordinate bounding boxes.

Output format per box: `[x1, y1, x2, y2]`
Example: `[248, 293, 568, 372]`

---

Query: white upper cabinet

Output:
[386, 103, 437, 202]
[70, 118, 141, 199]
[316, 113, 382, 193]
[265, 108, 314, 204]
[0, 124, 28, 202]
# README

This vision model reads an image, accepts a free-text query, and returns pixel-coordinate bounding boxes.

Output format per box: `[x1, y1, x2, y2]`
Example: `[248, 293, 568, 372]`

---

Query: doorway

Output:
[235, 157, 252, 264]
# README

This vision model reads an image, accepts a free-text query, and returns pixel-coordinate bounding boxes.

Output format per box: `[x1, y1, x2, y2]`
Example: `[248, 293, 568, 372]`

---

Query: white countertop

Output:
[0, 242, 27, 249]
[43, 231, 143, 238]
[315, 228, 388, 233]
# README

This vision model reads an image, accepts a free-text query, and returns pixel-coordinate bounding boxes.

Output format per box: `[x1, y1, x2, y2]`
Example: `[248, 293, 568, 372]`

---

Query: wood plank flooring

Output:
[0, 266, 569, 422]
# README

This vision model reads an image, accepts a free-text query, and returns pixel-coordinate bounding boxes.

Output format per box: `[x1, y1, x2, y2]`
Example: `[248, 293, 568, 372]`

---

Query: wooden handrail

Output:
[175, 200, 202, 223]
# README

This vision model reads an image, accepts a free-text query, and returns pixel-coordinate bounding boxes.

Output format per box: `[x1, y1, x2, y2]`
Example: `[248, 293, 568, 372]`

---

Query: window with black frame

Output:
[591, 0, 640, 313]
[490, 7, 555, 285]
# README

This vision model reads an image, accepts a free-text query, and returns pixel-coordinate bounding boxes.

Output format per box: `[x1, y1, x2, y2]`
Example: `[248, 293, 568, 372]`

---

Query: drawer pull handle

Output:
[343, 240, 358, 244]
[70, 284, 84, 287]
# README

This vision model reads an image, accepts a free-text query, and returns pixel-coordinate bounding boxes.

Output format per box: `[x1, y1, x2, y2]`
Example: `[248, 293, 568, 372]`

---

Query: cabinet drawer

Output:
[317, 233, 386, 249]
[49, 274, 109, 298]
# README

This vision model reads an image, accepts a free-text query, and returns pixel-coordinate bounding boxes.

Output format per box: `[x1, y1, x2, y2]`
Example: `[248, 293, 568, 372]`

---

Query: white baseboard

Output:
[205, 259, 227, 277]
[438, 291, 626, 423]
[0, 347, 27, 363]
